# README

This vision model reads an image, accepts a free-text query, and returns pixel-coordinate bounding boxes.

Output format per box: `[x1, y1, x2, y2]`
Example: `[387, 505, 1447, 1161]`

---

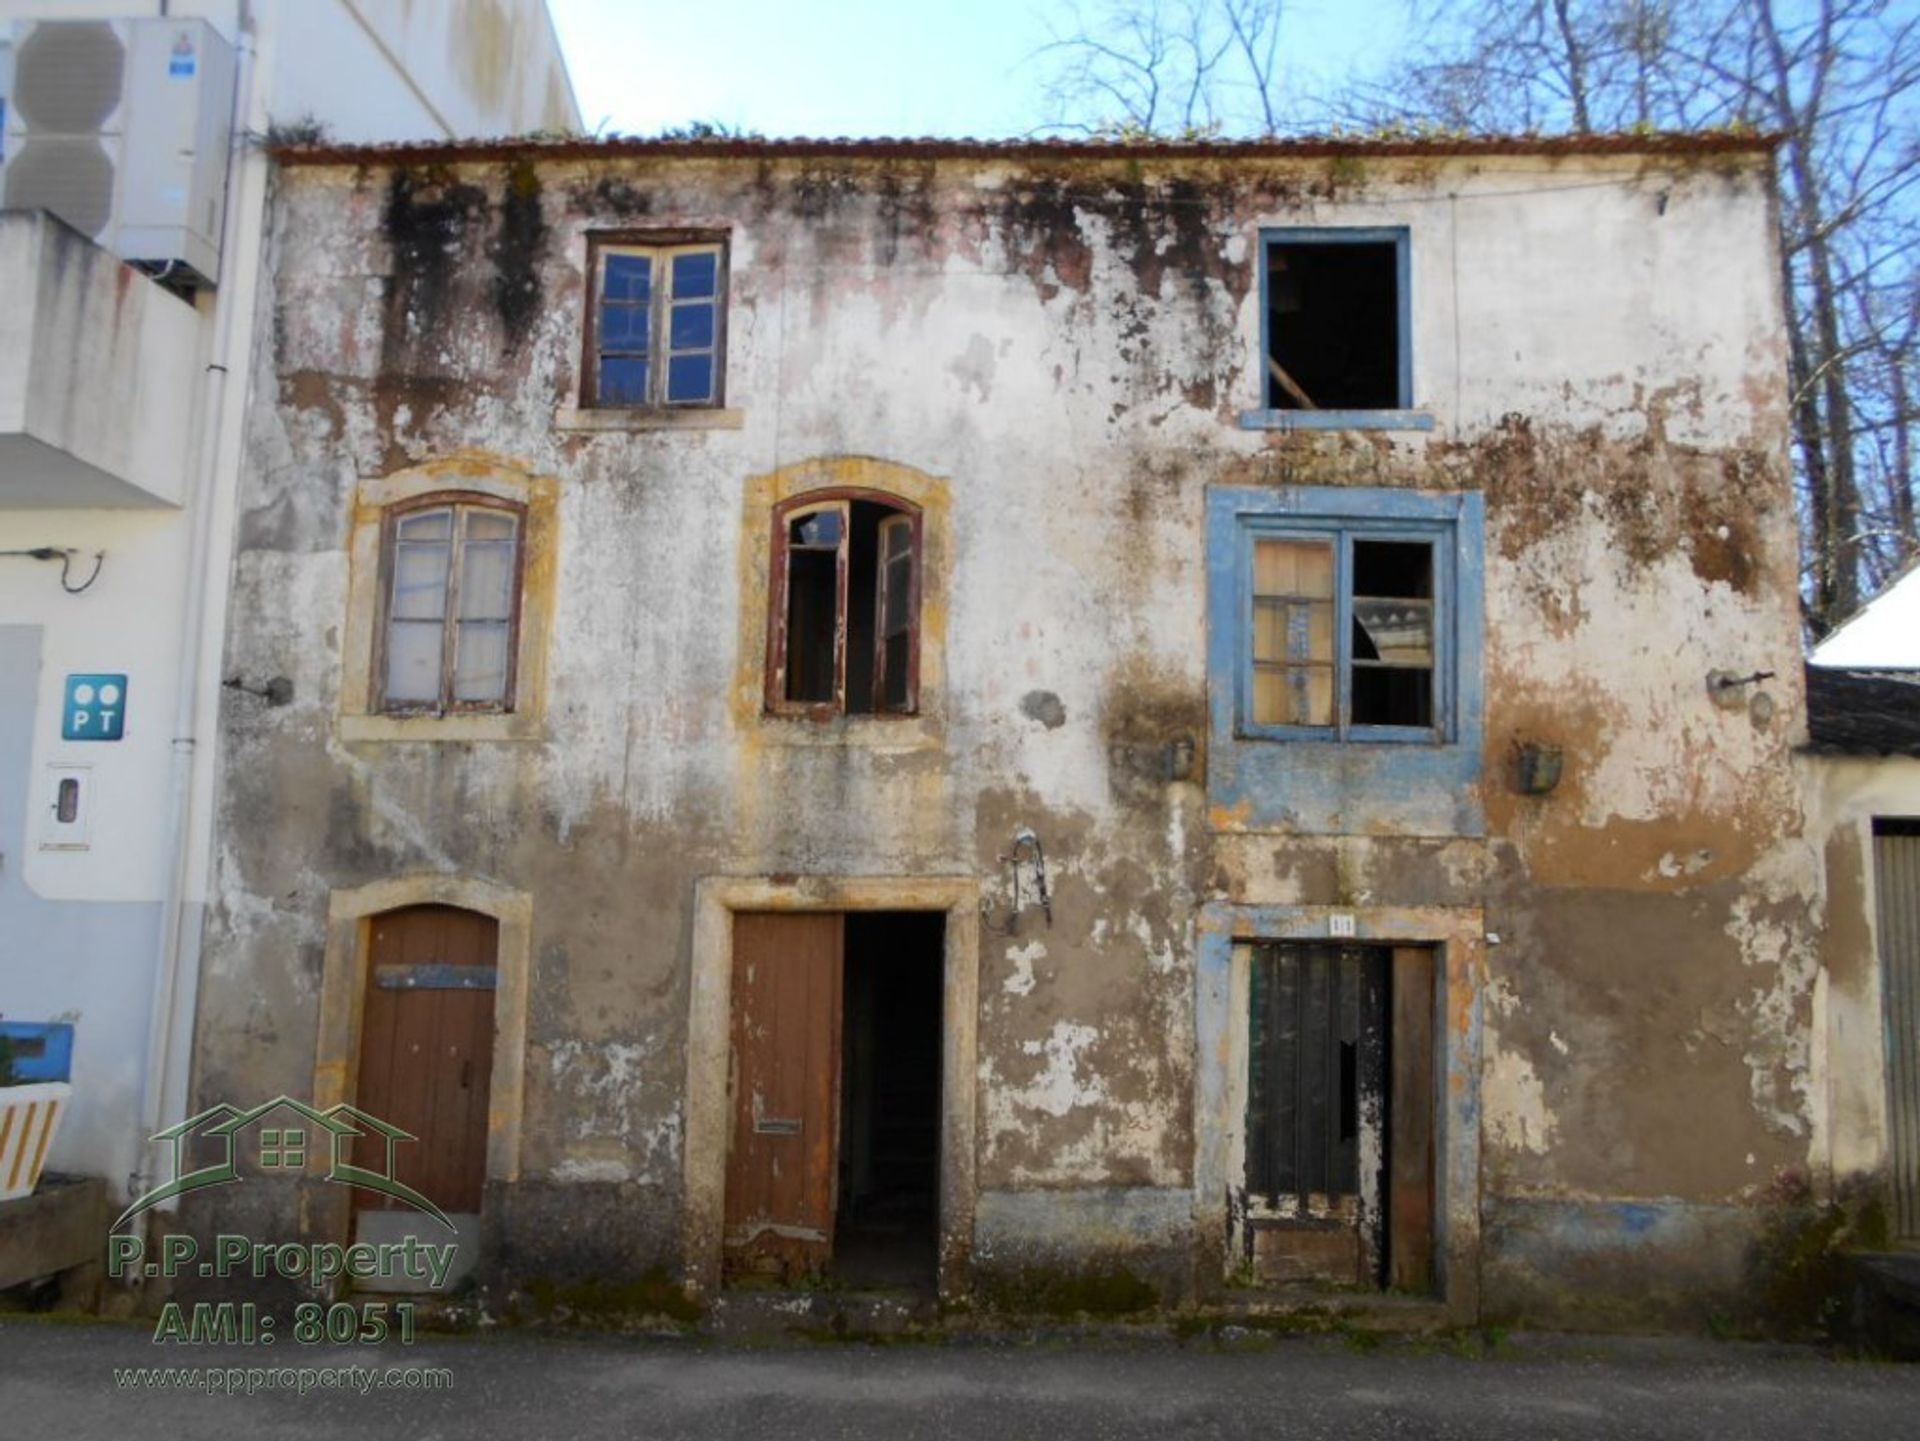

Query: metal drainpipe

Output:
[130, 6, 271, 1207]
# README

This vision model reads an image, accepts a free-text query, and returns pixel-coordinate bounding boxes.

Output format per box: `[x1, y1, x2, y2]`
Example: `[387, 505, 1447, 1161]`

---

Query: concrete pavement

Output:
[2, 1318, 1917, 1439]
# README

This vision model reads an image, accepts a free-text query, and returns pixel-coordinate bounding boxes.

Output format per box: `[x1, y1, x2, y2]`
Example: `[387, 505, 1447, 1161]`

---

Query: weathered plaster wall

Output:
[194, 146, 1814, 1321]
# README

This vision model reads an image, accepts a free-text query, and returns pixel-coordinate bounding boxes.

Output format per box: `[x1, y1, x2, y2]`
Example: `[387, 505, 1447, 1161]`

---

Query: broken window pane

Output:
[785, 506, 844, 705]
[1266, 239, 1401, 411]
[775, 500, 919, 717]
[791, 510, 842, 550]
[1351, 540, 1435, 728]
[1251, 538, 1335, 727]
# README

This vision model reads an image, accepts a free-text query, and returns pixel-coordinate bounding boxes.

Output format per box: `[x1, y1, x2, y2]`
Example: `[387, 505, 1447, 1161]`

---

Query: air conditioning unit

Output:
[3, 18, 236, 288]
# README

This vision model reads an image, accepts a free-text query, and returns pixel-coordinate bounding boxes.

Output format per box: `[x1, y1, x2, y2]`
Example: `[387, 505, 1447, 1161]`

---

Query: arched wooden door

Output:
[353, 904, 497, 1289]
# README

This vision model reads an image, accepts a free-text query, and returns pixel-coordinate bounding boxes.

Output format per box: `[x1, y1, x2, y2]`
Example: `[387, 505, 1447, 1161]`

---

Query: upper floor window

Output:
[1245, 228, 1426, 432]
[378, 496, 523, 713]
[766, 491, 920, 718]
[1207, 486, 1484, 835]
[586, 234, 727, 409]
[1248, 528, 1442, 740]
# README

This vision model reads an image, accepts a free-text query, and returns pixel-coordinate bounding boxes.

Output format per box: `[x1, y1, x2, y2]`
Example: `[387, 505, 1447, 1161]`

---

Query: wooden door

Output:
[1242, 941, 1436, 1292]
[725, 912, 844, 1283]
[355, 904, 498, 1216]
[1875, 824, 1920, 1239]
[1245, 942, 1388, 1285]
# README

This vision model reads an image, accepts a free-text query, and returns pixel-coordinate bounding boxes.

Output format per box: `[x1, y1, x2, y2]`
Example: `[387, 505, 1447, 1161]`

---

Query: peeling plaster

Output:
[1485, 1045, 1558, 1156]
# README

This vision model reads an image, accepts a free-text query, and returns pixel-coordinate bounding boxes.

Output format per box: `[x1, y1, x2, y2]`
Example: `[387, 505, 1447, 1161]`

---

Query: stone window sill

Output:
[1237, 409, 1436, 432]
[555, 405, 745, 433]
[753, 712, 943, 753]
[338, 712, 545, 744]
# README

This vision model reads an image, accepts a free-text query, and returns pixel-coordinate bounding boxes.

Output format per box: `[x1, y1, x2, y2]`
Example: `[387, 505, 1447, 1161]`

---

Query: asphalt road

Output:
[3, 1319, 1918, 1439]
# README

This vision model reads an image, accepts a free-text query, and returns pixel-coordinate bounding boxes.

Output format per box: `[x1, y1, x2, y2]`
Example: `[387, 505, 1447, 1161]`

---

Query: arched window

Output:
[766, 490, 921, 717]
[376, 495, 525, 713]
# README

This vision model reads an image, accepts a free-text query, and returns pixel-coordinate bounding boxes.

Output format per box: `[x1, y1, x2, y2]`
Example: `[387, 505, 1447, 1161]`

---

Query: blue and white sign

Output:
[62, 674, 127, 741]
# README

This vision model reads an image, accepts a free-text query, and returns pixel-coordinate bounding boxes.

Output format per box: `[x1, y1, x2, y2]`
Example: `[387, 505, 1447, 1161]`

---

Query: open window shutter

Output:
[874, 513, 915, 713]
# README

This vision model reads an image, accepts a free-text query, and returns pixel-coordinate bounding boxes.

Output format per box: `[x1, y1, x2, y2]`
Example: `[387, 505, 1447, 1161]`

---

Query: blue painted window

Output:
[590, 238, 726, 408]
[1208, 486, 1485, 836]
[1242, 522, 1450, 742]
[1242, 228, 1428, 433]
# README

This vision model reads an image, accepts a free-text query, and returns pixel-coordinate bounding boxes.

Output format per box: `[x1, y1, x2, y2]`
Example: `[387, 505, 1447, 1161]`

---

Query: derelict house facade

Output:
[188, 132, 1841, 1325]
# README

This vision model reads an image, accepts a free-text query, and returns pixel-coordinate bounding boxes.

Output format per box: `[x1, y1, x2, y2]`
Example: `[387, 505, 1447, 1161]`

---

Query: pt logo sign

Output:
[62, 674, 127, 741]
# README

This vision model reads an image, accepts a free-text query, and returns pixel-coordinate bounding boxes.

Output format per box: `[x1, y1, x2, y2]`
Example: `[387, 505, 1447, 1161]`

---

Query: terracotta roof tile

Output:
[270, 130, 1778, 168]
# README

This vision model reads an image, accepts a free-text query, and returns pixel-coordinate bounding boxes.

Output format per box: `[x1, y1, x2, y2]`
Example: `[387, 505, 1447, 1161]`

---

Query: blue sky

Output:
[546, 1, 1402, 139]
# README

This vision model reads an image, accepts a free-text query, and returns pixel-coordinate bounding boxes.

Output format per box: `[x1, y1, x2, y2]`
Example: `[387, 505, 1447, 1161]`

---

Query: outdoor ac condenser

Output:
[3, 17, 237, 288]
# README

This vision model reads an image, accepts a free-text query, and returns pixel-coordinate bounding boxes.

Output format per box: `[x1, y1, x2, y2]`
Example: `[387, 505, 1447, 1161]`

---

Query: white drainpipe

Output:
[131, 7, 274, 1205]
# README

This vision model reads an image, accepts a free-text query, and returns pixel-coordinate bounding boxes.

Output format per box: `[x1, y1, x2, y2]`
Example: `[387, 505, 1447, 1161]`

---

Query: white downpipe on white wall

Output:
[131, 9, 272, 1207]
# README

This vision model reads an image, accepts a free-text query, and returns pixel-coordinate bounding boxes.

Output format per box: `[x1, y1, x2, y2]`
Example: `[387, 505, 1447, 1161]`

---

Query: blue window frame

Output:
[589, 237, 726, 408]
[1208, 486, 1485, 837]
[1241, 227, 1429, 433]
[1240, 519, 1453, 743]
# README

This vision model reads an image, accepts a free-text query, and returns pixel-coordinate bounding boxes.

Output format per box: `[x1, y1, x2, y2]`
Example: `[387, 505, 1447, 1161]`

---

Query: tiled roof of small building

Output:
[1805, 664, 1920, 757]
[270, 130, 1778, 167]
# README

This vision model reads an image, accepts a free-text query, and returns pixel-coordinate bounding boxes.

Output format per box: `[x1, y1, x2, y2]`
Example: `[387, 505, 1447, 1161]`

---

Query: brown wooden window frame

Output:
[764, 488, 924, 720]
[374, 492, 528, 717]
[581, 230, 731, 411]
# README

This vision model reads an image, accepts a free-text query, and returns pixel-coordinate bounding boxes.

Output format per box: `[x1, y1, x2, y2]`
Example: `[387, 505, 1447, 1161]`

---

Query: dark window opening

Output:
[784, 509, 841, 705]
[1266, 239, 1401, 412]
[836, 911, 944, 1291]
[771, 494, 920, 717]
[1350, 540, 1434, 729]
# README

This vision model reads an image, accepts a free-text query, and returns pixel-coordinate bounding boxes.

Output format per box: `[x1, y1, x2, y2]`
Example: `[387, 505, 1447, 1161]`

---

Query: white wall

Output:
[0, 0, 578, 139]
[0, 0, 578, 1194]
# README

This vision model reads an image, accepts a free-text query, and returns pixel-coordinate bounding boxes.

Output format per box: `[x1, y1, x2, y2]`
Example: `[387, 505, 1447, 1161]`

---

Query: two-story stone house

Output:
[185, 132, 1844, 1326]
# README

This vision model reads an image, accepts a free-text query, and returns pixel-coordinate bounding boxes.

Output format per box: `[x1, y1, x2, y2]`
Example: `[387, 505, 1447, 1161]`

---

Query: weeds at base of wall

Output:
[504, 1269, 705, 1331]
[1742, 1170, 1890, 1342]
[976, 1266, 1161, 1319]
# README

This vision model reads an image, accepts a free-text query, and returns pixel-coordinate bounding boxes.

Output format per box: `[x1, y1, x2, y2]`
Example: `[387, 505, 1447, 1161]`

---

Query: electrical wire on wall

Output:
[1, 546, 106, 594]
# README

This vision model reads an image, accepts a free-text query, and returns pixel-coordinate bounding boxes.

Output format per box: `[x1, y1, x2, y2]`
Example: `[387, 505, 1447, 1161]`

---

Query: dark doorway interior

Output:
[836, 910, 943, 1290]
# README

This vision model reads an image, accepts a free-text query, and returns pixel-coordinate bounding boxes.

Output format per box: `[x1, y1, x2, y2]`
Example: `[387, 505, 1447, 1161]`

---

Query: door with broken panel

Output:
[725, 912, 844, 1283]
[1243, 942, 1435, 1291]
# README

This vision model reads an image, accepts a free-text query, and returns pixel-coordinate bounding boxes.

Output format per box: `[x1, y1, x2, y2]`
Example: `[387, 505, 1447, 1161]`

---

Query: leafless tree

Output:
[1035, 0, 1920, 634]
[1035, 0, 1287, 136]
[1355, 0, 1920, 632]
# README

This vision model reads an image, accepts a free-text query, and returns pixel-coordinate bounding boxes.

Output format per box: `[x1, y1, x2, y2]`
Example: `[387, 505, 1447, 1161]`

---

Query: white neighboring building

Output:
[1804, 567, 1920, 1246]
[0, 0, 578, 1210]
[1812, 563, 1920, 669]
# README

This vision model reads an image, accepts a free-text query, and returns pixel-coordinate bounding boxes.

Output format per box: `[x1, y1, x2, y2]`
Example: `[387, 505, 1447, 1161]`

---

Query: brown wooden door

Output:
[725, 912, 844, 1283]
[355, 904, 498, 1215]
